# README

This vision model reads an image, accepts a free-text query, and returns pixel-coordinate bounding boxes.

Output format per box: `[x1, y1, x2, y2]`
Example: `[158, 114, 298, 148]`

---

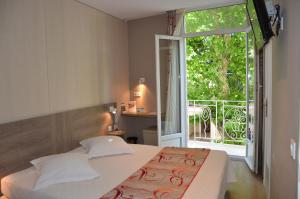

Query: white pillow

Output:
[80, 136, 134, 159]
[31, 153, 99, 190]
[31, 148, 86, 166]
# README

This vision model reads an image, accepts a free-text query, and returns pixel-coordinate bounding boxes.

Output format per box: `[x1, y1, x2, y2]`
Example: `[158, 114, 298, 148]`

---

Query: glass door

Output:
[245, 31, 257, 171]
[155, 35, 187, 147]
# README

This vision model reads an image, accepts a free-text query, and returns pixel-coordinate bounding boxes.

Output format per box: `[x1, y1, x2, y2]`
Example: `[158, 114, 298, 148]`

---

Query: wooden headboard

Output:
[0, 103, 115, 194]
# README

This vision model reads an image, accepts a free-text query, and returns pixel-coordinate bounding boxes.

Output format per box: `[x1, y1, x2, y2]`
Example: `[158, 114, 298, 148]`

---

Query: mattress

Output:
[1, 144, 235, 199]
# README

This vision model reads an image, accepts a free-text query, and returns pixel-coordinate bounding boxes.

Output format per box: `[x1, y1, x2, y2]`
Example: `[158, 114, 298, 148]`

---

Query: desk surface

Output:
[107, 130, 126, 136]
[121, 112, 157, 118]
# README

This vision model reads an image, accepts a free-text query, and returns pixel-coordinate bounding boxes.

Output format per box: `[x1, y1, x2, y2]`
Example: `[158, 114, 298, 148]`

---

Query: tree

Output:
[185, 4, 255, 145]
[187, 33, 247, 101]
[185, 4, 250, 101]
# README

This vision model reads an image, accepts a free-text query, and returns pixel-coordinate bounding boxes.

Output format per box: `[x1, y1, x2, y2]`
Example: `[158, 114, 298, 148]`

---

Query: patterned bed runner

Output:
[100, 147, 210, 199]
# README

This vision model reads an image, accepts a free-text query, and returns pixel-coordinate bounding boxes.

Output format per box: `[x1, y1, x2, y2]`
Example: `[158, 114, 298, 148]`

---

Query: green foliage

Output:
[185, 5, 255, 146]
[185, 4, 256, 102]
[186, 33, 247, 101]
[247, 0, 264, 49]
[247, 31, 255, 100]
[185, 4, 247, 33]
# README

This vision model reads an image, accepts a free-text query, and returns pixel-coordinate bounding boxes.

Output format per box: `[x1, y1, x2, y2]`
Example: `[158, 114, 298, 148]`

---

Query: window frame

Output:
[183, 1, 252, 38]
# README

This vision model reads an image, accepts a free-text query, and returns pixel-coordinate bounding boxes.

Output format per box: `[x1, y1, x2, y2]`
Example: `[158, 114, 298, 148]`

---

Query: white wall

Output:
[128, 14, 167, 112]
[270, 0, 300, 198]
[0, 0, 129, 124]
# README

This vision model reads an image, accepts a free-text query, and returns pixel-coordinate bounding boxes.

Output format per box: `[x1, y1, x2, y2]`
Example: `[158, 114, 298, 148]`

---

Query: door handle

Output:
[264, 98, 268, 117]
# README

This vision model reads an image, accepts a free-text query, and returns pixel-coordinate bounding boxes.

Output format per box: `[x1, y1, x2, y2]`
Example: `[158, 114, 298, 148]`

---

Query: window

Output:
[185, 4, 248, 34]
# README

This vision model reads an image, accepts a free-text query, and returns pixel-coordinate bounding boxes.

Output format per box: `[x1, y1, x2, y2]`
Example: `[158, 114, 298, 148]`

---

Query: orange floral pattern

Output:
[100, 147, 210, 199]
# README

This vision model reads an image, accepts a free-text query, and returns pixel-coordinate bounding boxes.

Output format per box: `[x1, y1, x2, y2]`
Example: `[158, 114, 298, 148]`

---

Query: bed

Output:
[1, 144, 235, 199]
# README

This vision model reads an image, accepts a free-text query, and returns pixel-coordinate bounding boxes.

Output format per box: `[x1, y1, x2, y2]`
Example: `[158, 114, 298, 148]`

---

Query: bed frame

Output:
[0, 103, 115, 195]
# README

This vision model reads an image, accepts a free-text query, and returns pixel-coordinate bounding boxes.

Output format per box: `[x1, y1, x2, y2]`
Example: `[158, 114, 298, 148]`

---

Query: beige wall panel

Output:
[45, 0, 100, 113]
[97, 12, 114, 104]
[0, 0, 129, 124]
[0, 0, 49, 123]
[75, 2, 100, 108]
[97, 12, 130, 105]
[109, 20, 130, 104]
[43, 0, 67, 112]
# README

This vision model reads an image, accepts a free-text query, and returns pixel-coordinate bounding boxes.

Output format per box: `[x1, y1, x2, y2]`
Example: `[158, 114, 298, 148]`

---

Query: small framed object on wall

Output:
[128, 101, 136, 113]
[137, 107, 145, 113]
[120, 103, 126, 113]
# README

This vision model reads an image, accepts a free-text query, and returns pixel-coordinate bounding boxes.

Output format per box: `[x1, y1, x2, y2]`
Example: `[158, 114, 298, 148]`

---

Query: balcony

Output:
[188, 100, 248, 157]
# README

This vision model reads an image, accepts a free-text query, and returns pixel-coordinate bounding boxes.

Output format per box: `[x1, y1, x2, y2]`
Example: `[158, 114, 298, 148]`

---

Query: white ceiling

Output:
[77, 0, 243, 21]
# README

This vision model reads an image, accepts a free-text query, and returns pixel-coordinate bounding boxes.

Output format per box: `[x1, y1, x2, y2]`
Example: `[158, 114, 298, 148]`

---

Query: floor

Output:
[225, 160, 266, 199]
[188, 140, 246, 157]
[188, 140, 265, 198]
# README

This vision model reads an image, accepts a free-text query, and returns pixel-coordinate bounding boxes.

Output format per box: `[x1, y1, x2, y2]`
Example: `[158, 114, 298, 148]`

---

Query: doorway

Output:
[185, 32, 255, 158]
[155, 3, 263, 174]
[184, 4, 257, 161]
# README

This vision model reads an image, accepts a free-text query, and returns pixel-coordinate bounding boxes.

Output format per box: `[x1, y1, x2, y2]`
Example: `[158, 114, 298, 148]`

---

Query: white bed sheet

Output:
[1, 144, 235, 199]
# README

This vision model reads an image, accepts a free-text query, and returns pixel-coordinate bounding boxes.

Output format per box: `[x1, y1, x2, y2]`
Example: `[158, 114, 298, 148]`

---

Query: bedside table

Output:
[107, 130, 126, 138]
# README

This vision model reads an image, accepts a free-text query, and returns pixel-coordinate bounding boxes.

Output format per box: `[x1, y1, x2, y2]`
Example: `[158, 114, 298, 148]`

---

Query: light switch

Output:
[290, 138, 297, 160]
[280, 17, 284, 31]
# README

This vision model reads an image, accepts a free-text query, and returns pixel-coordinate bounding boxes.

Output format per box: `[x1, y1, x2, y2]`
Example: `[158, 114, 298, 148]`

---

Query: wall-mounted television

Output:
[246, 0, 274, 49]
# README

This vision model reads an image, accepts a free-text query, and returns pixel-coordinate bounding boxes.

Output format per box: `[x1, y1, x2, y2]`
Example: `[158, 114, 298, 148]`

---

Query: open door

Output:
[245, 32, 257, 172]
[155, 35, 187, 147]
[245, 28, 266, 175]
[263, 41, 272, 199]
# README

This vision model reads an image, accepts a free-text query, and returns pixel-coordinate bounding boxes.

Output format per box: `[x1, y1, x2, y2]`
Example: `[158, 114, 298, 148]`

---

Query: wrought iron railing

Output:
[188, 100, 248, 145]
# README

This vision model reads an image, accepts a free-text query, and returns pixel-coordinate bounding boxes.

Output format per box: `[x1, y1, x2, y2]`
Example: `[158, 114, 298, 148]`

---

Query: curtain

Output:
[164, 41, 180, 135]
[167, 10, 176, 35]
[163, 10, 185, 135]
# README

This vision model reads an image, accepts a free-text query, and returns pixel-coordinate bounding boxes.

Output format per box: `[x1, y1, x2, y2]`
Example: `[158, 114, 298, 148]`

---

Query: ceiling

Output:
[77, 0, 243, 21]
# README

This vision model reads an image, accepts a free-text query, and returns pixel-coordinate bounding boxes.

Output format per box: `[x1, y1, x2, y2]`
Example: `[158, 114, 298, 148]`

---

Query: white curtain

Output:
[164, 41, 180, 135]
[163, 10, 185, 135]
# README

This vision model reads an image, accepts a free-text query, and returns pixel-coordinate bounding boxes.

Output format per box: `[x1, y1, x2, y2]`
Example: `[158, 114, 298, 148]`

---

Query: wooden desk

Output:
[121, 112, 157, 118]
[107, 130, 126, 137]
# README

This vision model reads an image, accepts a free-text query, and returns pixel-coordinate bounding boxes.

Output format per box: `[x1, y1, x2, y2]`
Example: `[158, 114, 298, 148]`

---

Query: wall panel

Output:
[97, 13, 130, 105]
[0, 0, 130, 124]
[45, 0, 100, 112]
[0, 0, 49, 123]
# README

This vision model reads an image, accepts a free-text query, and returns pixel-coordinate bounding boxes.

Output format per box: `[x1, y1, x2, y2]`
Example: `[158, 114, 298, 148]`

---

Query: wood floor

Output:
[225, 160, 266, 199]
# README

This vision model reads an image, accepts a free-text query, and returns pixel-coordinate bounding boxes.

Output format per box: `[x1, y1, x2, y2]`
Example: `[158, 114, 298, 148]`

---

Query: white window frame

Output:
[182, 4, 256, 165]
[182, 1, 251, 38]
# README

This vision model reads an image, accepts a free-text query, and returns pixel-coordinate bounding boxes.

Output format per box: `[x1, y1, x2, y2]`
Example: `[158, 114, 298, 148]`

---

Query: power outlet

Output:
[290, 138, 297, 160]
[280, 17, 284, 31]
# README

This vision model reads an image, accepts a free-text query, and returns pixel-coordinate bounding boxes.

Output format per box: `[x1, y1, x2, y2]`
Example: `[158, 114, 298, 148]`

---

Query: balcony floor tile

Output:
[188, 140, 246, 157]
